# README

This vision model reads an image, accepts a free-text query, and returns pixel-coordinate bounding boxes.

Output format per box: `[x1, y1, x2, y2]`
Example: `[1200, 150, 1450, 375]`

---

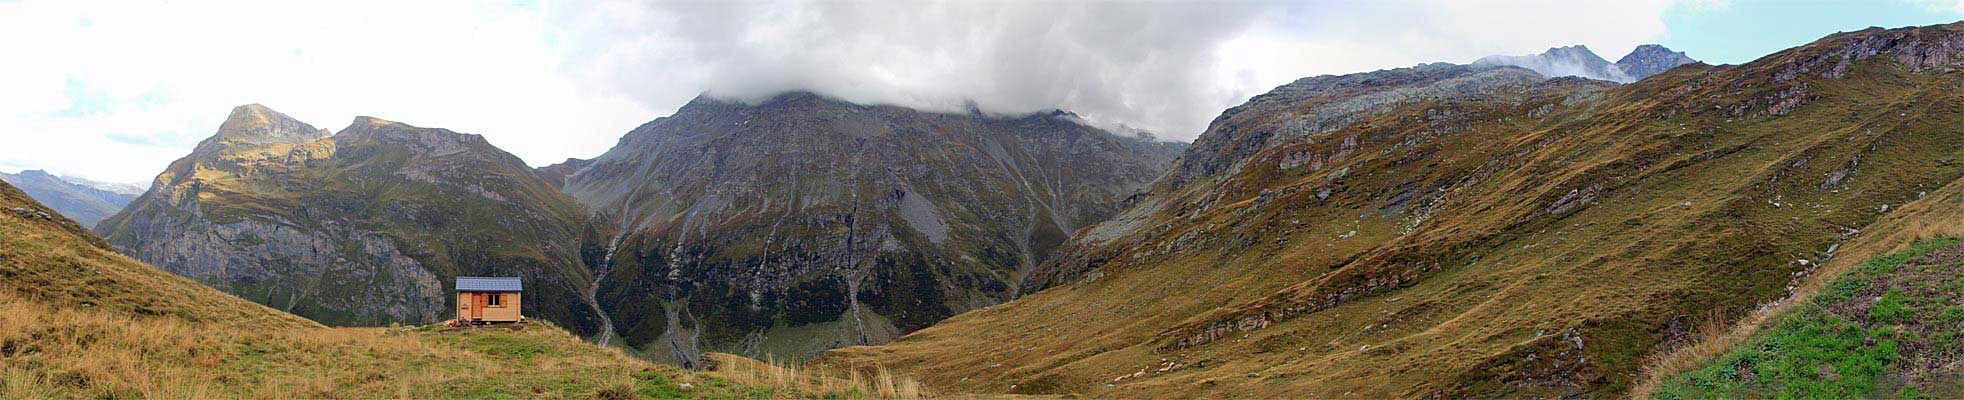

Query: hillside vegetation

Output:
[822, 23, 1964, 398]
[1652, 238, 1964, 398]
[2, 179, 914, 398]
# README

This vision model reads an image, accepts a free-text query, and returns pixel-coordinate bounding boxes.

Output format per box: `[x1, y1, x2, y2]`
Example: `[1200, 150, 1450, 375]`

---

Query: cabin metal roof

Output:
[456, 277, 523, 292]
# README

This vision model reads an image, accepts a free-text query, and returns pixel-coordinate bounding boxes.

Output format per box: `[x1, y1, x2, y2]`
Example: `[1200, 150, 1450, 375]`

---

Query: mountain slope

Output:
[821, 23, 1964, 398]
[562, 92, 1184, 364]
[94, 105, 605, 333]
[1654, 238, 1964, 398]
[2, 170, 314, 328]
[1, 169, 137, 229]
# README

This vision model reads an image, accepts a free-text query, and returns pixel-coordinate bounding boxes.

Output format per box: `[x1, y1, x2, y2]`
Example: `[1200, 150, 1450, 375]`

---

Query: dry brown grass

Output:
[0, 289, 682, 399]
[702, 353, 927, 399]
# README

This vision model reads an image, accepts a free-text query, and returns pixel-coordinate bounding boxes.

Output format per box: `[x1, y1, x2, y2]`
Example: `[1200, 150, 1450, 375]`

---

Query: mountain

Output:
[1475, 44, 1634, 82]
[0, 178, 855, 399]
[562, 92, 1185, 365]
[1616, 44, 1700, 78]
[0, 169, 138, 228]
[822, 23, 1964, 398]
[1474, 44, 1697, 83]
[538, 157, 594, 190]
[94, 104, 606, 334]
[2, 170, 315, 328]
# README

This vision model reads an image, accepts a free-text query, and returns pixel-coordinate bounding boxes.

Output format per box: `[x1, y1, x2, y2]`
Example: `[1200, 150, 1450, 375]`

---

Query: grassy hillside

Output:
[2, 179, 916, 398]
[1650, 238, 1964, 398]
[821, 23, 1964, 398]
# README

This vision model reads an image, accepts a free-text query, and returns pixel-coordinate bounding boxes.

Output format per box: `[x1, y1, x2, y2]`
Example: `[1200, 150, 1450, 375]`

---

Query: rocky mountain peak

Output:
[1614, 44, 1698, 78]
[1543, 44, 1605, 60]
[349, 115, 400, 129]
[209, 104, 328, 147]
[1473, 43, 1701, 83]
[1473, 44, 1632, 82]
[334, 116, 486, 157]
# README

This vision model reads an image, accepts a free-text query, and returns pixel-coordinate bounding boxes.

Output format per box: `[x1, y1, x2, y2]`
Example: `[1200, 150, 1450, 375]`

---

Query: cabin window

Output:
[487, 293, 503, 307]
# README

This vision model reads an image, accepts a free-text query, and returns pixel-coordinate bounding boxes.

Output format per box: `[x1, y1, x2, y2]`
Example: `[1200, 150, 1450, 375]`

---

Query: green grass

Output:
[1655, 238, 1964, 399]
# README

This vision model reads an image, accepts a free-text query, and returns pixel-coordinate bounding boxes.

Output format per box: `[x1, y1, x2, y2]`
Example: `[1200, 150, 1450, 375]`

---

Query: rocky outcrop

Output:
[97, 105, 603, 332]
[564, 92, 1184, 363]
[0, 170, 136, 229]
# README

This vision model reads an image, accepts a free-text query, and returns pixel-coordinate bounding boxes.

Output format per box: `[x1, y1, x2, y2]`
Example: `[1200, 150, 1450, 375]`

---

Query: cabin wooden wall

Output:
[456, 291, 523, 322]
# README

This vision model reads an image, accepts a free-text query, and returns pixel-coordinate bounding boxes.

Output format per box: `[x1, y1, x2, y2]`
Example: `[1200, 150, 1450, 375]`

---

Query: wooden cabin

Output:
[456, 277, 523, 323]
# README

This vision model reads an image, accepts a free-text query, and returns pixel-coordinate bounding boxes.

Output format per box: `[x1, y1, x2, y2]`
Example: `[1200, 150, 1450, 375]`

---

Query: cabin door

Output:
[470, 293, 487, 319]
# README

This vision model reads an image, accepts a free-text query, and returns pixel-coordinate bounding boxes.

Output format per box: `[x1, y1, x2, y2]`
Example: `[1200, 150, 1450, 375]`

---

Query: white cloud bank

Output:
[2, 0, 1694, 184]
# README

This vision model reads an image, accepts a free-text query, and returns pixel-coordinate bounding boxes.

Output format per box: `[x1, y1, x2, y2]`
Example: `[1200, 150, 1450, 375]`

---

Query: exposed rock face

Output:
[1475, 44, 1698, 83]
[96, 105, 603, 333]
[1615, 44, 1699, 78]
[563, 92, 1184, 364]
[0, 170, 137, 228]
[822, 23, 1964, 398]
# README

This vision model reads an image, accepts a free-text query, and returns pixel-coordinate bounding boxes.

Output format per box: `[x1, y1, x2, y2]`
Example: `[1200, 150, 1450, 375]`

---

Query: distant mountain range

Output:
[0, 169, 139, 228]
[1474, 43, 1698, 82]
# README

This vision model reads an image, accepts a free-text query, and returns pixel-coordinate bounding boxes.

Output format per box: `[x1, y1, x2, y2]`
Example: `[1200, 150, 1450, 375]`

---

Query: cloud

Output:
[1921, 0, 1964, 13]
[1, 0, 1692, 184]
[0, 0, 651, 183]
[555, 0, 1681, 143]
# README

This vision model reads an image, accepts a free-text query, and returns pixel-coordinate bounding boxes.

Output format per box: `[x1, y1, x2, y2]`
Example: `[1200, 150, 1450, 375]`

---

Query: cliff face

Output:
[563, 92, 1184, 364]
[96, 105, 604, 333]
[822, 23, 1964, 398]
